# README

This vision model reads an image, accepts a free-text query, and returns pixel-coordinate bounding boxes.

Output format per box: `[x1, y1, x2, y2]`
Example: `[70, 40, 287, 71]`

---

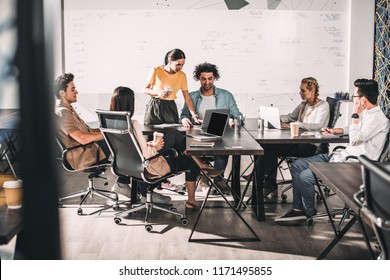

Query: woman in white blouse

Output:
[263, 77, 330, 198]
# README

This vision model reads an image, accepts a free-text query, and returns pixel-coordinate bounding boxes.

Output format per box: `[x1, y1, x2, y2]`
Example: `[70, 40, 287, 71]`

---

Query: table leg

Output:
[131, 178, 138, 205]
[252, 155, 265, 221]
[231, 155, 241, 205]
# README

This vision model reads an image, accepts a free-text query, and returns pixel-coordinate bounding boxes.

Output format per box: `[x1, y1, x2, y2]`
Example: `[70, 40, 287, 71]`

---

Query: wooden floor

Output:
[0, 157, 374, 260]
[54, 157, 374, 260]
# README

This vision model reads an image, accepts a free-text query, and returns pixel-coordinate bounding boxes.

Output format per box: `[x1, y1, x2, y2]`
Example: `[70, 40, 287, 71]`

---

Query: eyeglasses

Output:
[352, 95, 362, 98]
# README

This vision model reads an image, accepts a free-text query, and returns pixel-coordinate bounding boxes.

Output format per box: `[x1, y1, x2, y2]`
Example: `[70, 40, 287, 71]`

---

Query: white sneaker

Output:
[111, 182, 131, 198]
[140, 192, 171, 204]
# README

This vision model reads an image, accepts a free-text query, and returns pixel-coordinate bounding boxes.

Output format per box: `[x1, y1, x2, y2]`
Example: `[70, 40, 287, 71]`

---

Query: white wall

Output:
[50, 0, 375, 122]
[348, 0, 375, 91]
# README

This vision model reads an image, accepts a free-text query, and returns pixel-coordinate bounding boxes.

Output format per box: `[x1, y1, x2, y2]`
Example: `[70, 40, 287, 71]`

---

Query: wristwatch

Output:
[351, 113, 359, 119]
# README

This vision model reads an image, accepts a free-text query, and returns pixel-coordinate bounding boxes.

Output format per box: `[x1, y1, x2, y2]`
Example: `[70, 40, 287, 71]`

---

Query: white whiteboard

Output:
[63, 6, 350, 121]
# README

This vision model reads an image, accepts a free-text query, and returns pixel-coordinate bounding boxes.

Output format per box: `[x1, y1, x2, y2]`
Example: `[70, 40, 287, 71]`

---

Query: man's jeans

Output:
[214, 155, 228, 182]
[290, 153, 330, 216]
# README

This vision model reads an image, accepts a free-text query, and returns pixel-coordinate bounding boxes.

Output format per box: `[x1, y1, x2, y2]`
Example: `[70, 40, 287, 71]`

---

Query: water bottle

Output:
[234, 115, 242, 134]
[257, 109, 264, 132]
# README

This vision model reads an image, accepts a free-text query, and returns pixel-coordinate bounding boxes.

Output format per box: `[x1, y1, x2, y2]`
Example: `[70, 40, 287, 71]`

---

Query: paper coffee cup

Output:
[290, 122, 300, 137]
[164, 85, 172, 96]
[3, 179, 23, 209]
[153, 131, 164, 142]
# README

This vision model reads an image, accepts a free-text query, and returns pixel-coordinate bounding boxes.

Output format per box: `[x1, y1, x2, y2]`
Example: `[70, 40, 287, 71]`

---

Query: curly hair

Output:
[54, 73, 74, 99]
[193, 62, 220, 81]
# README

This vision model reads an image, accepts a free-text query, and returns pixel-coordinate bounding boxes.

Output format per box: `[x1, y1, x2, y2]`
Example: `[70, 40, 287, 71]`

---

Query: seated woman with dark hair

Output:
[110, 86, 222, 212]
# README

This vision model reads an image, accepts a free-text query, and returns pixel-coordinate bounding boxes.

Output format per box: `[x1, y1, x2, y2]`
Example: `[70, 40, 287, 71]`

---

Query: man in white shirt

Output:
[275, 78, 390, 225]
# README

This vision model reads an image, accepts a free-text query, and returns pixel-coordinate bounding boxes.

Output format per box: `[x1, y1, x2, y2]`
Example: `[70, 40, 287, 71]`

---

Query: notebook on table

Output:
[187, 112, 229, 141]
[189, 142, 215, 147]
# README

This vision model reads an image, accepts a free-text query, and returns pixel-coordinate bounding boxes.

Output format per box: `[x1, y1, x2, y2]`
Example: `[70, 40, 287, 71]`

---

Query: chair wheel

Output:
[77, 208, 83, 215]
[113, 205, 119, 211]
[145, 225, 153, 232]
[281, 194, 287, 200]
[171, 207, 177, 212]
[114, 217, 121, 224]
[181, 218, 189, 225]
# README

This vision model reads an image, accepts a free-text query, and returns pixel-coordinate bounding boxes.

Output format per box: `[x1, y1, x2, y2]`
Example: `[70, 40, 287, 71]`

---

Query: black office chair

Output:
[354, 155, 390, 259]
[96, 109, 188, 232]
[279, 96, 342, 201]
[57, 132, 119, 215]
[0, 131, 20, 178]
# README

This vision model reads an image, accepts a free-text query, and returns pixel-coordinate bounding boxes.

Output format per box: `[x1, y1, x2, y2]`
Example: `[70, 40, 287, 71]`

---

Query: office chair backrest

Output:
[379, 107, 390, 163]
[96, 110, 145, 180]
[378, 129, 390, 163]
[55, 131, 76, 172]
[326, 96, 341, 128]
[313, 97, 341, 155]
[359, 155, 390, 259]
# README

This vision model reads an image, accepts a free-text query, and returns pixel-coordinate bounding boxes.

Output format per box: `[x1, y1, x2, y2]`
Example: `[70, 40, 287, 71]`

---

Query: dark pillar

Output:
[16, 0, 61, 259]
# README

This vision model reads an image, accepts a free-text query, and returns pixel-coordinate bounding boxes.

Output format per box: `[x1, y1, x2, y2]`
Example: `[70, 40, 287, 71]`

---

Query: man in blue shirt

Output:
[180, 62, 243, 194]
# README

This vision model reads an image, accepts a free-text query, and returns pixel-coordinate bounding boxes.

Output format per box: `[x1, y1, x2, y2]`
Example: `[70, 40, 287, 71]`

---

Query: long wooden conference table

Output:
[141, 119, 350, 222]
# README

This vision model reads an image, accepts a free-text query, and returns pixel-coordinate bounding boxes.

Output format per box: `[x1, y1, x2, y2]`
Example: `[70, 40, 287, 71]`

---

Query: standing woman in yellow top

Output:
[144, 49, 200, 125]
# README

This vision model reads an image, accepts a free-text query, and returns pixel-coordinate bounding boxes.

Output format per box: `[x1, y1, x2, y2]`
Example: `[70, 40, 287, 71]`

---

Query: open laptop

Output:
[200, 109, 230, 129]
[259, 106, 284, 129]
[187, 112, 229, 141]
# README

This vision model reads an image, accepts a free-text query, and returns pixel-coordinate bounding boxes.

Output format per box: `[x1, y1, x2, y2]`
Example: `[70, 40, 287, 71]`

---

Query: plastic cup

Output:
[164, 85, 172, 96]
[3, 179, 23, 209]
[290, 122, 300, 137]
[234, 116, 242, 134]
[257, 118, 264, 132]
[153, 131, 164, 143]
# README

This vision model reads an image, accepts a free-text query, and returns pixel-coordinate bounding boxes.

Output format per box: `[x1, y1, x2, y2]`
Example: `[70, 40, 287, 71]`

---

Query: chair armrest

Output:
[145, 148, 178, 162]
[60, 141, 109, 171]
[332, 145, 346, 152]
[143, 148, 181, 176]
[345, 155, 358, 161]
[62, 141, 96, 153]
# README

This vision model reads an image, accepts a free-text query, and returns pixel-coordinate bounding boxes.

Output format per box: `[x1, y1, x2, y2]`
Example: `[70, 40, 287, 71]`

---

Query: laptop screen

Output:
[206, 112, 229, 136]
[201, 109, 230, 129]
